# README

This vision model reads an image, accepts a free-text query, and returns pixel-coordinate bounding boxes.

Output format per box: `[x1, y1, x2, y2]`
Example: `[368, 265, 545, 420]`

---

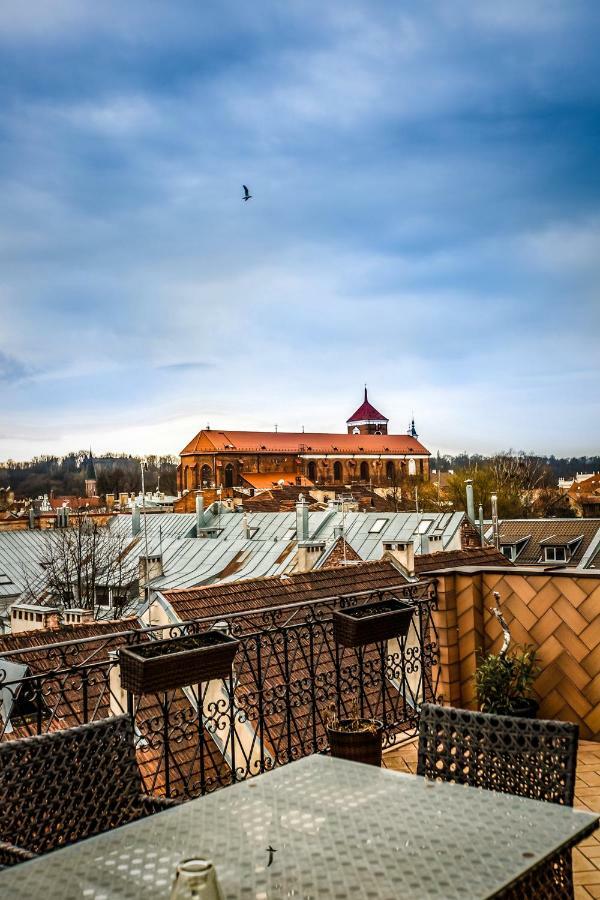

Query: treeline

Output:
[0, 453, 178, 499]
[434, 452, 600, 484]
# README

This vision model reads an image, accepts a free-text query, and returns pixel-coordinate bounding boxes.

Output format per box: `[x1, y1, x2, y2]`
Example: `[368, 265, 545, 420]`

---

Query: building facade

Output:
[177, 392, 430, 493]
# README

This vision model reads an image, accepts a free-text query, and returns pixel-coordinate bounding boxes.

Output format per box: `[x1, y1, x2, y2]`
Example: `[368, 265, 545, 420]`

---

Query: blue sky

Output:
[1, 1, 599, 460]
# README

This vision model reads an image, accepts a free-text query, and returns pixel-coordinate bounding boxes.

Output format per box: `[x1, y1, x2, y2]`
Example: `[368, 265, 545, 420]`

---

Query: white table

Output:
[0, 755, 597, 899]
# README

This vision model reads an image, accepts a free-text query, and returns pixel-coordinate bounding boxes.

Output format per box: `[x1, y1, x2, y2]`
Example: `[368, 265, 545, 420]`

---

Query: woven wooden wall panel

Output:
[433, 570, 600, 741]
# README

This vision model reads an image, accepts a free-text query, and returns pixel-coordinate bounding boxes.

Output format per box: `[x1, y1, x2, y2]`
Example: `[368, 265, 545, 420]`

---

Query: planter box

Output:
[120, 631, 239, 694]
[332, 598, 415, 648]
[327, 719, 384, 767]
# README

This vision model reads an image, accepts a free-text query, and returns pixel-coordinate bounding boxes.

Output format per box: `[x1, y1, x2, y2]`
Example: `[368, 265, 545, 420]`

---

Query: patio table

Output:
[0, 754, 597, 899]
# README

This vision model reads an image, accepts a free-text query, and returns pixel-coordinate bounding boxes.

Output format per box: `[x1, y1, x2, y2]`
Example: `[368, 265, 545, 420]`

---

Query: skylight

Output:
[417, 520, 433, 534]
[0, 573, 13, 586]
[369, 518, 388, 534]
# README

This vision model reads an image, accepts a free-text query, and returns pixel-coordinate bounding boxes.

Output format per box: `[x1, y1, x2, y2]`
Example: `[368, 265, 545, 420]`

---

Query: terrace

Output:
[1, 566, 600, 897]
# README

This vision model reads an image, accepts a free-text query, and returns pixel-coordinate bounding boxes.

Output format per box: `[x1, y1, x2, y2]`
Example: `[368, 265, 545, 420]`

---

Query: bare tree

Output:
[22, 511, 138, 618]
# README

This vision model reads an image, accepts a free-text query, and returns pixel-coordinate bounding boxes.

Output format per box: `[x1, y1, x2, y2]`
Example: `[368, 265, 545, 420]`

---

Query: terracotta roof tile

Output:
[161, 559, 413, 620]
[496, 519, 600, 565]
[180, 430, 428, 456]
[414, 546, 512, 574]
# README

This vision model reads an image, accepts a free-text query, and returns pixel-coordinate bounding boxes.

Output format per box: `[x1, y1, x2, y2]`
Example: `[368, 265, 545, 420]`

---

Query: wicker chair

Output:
[417, 704, 579, 897]
[0, 715, 176, 867]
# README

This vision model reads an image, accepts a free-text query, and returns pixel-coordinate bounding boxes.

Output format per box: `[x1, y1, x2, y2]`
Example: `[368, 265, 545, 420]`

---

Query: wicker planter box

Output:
[119, 631, 239, 694]
[332, 598, 415, 648]
[327, 719, 384, 767]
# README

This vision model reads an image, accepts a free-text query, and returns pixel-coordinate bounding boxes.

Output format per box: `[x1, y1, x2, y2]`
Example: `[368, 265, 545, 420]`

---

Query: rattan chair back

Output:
[417, 704, 578, 806]
[0, 715, 147, 855]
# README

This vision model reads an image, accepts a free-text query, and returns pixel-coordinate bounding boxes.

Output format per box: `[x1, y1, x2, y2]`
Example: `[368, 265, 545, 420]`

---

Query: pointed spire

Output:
[364, 384, 368, 403]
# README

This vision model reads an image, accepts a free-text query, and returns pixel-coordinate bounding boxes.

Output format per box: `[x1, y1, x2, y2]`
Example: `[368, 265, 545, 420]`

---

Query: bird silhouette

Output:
[242, 184, 252, 201]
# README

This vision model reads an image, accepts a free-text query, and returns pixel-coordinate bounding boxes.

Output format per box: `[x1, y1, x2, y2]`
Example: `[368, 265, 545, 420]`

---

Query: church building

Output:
[177, 390, 430, 493]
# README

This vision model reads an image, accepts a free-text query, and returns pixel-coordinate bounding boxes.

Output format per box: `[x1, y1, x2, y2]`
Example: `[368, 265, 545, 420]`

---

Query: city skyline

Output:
[1, 2, 599, 459]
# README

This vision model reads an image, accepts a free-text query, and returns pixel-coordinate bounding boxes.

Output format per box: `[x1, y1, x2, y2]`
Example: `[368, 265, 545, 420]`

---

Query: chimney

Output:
[465, 479, 475, 523]
[384, 541, 415, 575]
[11, 604, 61, 634]
[295, 541, 325, 573]
[28, 507, 36, 529]
[296, 500, 309, 542]
[478, 504, 485, 545]
[242, 514, 251, 540]
[491, 494, 499, 549]
[196, 492, 205, 535]
[138, 554, 163, 594]
[44, 611, 62, 630]
[108, 650, 128, 717]
[132, 504, 141, 536]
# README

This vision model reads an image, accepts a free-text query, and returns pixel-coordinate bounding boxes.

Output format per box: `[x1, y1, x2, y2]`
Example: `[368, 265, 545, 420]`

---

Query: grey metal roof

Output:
[0, 510, 465, 606]
[0, 531, 53, 600]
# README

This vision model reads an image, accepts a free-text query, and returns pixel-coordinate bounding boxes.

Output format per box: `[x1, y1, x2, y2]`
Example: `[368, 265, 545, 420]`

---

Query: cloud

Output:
[0, 1, 599, 459]
[156, 362, 213, 373]
[0, 350, 33, 384]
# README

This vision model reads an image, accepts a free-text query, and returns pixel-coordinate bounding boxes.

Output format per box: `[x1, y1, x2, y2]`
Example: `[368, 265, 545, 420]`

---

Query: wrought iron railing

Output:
[0, 581, 438, 799]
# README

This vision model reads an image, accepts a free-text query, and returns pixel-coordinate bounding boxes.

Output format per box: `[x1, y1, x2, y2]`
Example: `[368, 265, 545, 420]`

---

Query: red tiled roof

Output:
[161, 559, 411, 620]
[240, 472, 313, 489]
[180, 430, 428, 456]
[414, 546, 512, 574]
[347, 389, 388, 424]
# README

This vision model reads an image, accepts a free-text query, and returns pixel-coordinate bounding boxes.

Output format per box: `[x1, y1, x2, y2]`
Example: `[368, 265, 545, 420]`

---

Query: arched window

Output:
[201, 465, 212, 487]
[224, 464, 234, 488]
[307, 461, 317, 482]
[184, 467, 191, 490]
[333, 461, 342, 482]
[386, 460, 395, 482]
[359, 461, 369, 482]
[408, 458, 416, 477]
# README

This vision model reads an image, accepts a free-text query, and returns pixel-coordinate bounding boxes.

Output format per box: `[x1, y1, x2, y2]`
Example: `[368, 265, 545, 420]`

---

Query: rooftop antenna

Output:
[274, 424, 278, 433]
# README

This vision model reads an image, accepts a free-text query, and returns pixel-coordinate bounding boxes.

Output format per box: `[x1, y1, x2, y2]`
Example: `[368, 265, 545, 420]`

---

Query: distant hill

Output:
[0, 452, 178, 499]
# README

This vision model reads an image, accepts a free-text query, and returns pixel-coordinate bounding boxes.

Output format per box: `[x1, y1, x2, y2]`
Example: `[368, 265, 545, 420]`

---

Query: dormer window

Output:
[544, 546, 566, 563]
[540, 535, 583, 564]
[499, 537, 529, 562]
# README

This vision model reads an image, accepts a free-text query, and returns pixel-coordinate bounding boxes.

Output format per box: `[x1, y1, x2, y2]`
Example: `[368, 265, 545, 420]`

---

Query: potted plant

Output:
[475, 644, 540, 718]
[120, 630, 239, 694]
[324, 699, 384, 767]
[332, 596, 415, 648]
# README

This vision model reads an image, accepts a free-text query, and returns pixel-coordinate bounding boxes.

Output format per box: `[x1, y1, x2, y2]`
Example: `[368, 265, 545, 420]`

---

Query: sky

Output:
[1, 0, 599, 461]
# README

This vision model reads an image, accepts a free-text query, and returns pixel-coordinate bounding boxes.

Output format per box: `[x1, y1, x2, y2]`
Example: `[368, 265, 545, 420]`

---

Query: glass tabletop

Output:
[0, 754, 597, 899]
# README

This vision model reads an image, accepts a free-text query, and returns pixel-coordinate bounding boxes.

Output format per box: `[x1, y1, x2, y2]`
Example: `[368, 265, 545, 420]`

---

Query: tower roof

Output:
[83, 450, 96, 481]
[346, 388, 388, 425]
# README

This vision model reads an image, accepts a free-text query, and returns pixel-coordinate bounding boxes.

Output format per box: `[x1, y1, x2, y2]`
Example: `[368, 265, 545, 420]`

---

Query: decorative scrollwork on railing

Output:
[0, 581, 439, 797]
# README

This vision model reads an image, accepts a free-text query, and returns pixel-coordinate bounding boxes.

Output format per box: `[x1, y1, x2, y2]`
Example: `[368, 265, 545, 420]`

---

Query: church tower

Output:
[83, 450, 97, 498]
[346, 388, 389, 435]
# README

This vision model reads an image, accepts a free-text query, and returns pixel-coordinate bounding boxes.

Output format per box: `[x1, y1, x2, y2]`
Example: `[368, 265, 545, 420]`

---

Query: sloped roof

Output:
[414, 546, 512, 575]
[494, 519, 600, 566]
[180, 430, 428, 456]
[313, 537, 364, 569]
[346, 388, 388, 424]
[240, 473, 313, 490]
[160, 559, 413, 620]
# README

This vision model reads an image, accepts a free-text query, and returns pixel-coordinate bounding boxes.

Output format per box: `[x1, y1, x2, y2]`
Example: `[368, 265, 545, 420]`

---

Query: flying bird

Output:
[242, 184, 252, 201]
